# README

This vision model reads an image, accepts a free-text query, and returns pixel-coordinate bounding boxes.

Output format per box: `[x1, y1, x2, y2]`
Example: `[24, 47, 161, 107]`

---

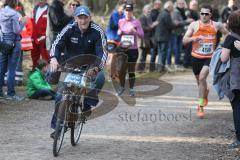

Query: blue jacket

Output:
[50, 21, 108, 70]
[106, 10, 124, 41]
[0, 6, 24, 35]
[209, 47, 231, 99]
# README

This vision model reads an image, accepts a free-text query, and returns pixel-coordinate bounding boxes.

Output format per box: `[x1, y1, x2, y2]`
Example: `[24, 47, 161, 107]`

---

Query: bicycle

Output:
[52, 55, 100, 157]
[107, 40, 132, 81]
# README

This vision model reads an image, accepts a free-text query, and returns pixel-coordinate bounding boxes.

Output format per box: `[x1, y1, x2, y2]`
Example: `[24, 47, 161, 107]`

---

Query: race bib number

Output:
[121, 35, 134, 45]
[197, 43, 214, 55]
[64, 73, 87, 87]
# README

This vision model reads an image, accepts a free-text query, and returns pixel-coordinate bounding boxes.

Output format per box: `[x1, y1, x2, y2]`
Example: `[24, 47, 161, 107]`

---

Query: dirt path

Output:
[0, 72, 239, 160]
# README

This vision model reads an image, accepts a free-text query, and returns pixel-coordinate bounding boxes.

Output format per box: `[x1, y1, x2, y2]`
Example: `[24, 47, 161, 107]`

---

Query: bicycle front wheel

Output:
[70, 116, 85, 146]
[53, 120, 66, 157]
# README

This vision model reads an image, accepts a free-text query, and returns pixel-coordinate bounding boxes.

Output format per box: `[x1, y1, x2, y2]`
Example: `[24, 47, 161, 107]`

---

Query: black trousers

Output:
[230, 90, 240, 140]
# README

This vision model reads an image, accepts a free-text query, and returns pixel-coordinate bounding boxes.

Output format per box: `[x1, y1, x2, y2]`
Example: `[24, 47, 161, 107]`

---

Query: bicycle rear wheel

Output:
[53, 119, 66, 157]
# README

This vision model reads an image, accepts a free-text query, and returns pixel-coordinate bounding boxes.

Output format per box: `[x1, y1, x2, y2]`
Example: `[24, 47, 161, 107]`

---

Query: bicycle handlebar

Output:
[107, 40, 132, 53]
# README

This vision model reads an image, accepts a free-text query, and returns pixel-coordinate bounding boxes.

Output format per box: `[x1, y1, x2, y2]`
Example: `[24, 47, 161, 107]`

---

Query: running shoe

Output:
[197, 105, 205, 119]
[116, 87, 125, 96]
[129, 88, 135, 97]
[5, 95, 24, 101]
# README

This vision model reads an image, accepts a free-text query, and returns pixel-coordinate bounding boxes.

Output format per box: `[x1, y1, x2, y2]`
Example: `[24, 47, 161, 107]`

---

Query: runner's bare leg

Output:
[198, 66, 209, 101]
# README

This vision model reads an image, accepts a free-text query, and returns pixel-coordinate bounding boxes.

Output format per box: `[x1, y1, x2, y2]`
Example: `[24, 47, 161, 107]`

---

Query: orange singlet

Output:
[192, 20, 217, 59]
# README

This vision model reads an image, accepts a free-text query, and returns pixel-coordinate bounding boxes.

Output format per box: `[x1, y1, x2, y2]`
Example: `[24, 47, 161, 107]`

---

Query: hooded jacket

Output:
[106, 10, 124, 41]
[0, 6, 24, 35]
[32, 3, 48, 44]
[50, 21, 108, 70]
[26, 68, 52, 97]
[209, 47, 231, 100]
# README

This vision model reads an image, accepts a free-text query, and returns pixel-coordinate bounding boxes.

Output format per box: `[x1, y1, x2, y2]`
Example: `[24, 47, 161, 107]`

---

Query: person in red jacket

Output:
[31, 0, 49, 69]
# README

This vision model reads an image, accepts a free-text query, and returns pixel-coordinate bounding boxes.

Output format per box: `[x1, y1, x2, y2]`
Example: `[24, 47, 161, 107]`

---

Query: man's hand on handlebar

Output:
[86, 67, 99, 77]
[50, 57, 59, 72]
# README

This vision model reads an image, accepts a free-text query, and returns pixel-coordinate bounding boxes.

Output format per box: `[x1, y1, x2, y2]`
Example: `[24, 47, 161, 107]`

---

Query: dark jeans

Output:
[51, 71, 105, 129]
[15, 51, 23, 85]
[167, 35, 183, 65]
[4, 51, 23, 85]
[150, 45, 158, 71]
[0, 34, 21, 96]
[157, 41, 168, 66]
[30, 89, 55, 100]
[230, 90, 240, 140]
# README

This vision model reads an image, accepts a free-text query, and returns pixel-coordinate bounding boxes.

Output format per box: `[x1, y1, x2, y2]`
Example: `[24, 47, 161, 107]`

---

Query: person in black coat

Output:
[154, 1, 176, 72]
[47, 0, 73, 48]
[221, 10, 240, 149]
[138, 4, 158, 72]
[47, 0, 74, 63]
[221, 0, 238, 24]
[150, 0, 162, 71]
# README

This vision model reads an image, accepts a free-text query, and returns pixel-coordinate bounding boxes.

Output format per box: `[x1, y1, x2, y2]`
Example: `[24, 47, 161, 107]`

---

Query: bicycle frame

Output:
[57, 64, 91, 123]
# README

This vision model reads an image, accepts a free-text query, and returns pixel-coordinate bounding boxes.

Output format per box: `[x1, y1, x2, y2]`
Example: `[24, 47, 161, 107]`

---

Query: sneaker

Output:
[5, 95, 24, 101]
[50, 131, 55, 139]
[50, 128, 68, 139]
[228, 139, 240, 150]
[197, 105, 205, 119]
[203, 98, 208, 107]
[129, 88, 135, 97]
[174, 65, 185, 72]
[165, 65, 174, 73]
[157, 65, 165, 73]
[116, 87, 125, 96]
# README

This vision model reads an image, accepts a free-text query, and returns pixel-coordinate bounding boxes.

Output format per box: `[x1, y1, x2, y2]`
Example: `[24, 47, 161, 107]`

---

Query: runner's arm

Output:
[183, 22, 195, 45]
[216, 22, 229, 42]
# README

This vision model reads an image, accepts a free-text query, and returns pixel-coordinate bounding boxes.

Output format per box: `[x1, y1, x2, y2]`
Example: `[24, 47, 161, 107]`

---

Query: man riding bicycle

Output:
[49, 5, 107, 138]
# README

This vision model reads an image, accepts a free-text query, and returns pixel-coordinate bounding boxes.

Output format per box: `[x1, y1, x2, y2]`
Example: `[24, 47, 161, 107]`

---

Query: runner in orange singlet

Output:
[192, 20, 217, 59]
[183, 4, 228, 118]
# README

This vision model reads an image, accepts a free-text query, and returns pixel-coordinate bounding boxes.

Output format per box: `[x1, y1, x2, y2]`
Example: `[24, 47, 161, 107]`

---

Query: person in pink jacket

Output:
[117, 2, 144, 97]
